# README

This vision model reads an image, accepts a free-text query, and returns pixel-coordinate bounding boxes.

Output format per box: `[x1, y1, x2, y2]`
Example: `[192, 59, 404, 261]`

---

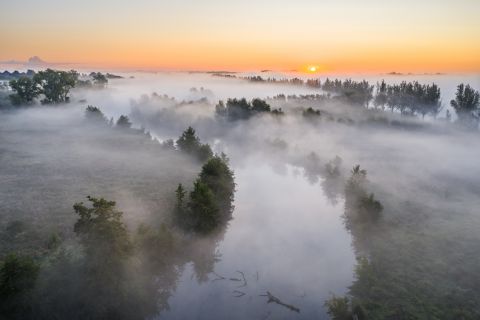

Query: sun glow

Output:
[308, 66, 317, 73]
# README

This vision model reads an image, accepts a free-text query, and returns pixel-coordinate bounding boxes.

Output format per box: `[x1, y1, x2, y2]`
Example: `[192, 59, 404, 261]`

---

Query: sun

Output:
[308, 66, 317, 73]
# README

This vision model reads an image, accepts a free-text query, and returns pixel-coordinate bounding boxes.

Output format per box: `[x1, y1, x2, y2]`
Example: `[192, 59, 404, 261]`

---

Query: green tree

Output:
[0, 254, 39, 319]
[324, 295, 352, 320]
[344, 165, 382, 226]
[9, 77, 40, 106]
[174, 184, 188, 228]
[73, 196, 132, 281]
[251, 98, 271, 112]
[199, 154, 235, 218]
[187, 180, 220, 234]
[33, 69, 78, 104]
[450, 83, 480, 128]
[175, 154, 235, 234]
[85, 105, 107, 124]
[176, 126, 201, 153]
[176, 127, 213, 162]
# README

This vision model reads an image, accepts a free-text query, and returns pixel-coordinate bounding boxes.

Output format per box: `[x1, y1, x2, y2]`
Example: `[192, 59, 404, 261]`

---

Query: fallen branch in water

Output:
[232, 290, 246, 297]
[260, 291, 300, 313]
[236, 270, 247, 288]
[211, 271, 226, 281]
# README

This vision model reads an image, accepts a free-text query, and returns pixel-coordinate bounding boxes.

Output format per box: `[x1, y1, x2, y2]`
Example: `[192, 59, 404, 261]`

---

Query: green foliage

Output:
[174, 184, 188, 228]
[174, 154, 235, 234]
[0, 254, 39, 318]
[9, 77, 40, 106]
[216, 98, 273, 121]
[358, 193, 383, 223]
[251, 98, 271, 112]
[344, 165, 382, 230]
[187, 180, 220, 234]
[73, 196, 132, 277]
[33, 69, 78, 104]
[46, 233, 61, 251]
[450, 83, 480, 128]
[324, 295, 352, 320]
[176, 126, 213, 162]
[198, 154, 235, 216]
[136, 224, 178, 270]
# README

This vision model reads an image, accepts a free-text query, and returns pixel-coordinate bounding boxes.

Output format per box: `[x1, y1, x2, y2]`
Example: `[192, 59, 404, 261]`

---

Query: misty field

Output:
[0, 71, 480, 320]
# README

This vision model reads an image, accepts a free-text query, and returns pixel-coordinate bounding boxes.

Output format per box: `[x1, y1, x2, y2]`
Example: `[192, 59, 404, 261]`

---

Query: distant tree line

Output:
[215, 98, 283, 121]
[218, 74, 480, 127]
[6, 69, 122, 106]
[322, 78, 374, 107]
[373, 80, 442, 118]
[0, 70, 35, 81]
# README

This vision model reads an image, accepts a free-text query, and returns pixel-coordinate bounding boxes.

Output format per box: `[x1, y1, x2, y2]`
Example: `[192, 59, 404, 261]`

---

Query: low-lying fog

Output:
[1, 71, 479, 319]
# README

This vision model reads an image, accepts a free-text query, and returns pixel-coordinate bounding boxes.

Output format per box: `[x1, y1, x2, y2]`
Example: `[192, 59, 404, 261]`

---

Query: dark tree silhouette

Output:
[116, 115, 132, 129]
[8, 77, 40, 106]
[450, 83, 480, 128]
[176, 127, 213, 162]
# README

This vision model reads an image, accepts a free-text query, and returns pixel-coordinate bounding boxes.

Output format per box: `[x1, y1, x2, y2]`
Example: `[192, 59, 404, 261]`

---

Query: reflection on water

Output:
[159, 163, 355, 319]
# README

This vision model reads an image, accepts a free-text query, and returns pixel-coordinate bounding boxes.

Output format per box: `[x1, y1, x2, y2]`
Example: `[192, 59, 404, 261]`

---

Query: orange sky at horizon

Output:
[1, 0, 480, 74]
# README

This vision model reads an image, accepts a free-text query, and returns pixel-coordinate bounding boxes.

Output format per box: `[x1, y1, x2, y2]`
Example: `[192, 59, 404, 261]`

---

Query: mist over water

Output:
[161, 164, 354, 319]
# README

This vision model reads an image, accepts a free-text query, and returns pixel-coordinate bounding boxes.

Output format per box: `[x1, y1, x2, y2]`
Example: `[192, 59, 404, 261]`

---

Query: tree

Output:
[423, 83, 442, 118]
[217, 98, 272, 121]
[187, 180, 220, 234]
[85, 105, 107, 124]
[33, 69, 78, 104]
[373, 80, 387, 110]
[90, 72, 108, 87]
[198, 154, 235, 218]
[73, 196, 132, 281]
[174, 184, 188, 228]
[176, 126, 200, 154]
[344, 166, 382, 226]
[174, 154, 235, 234]
[116, 115, 132, 129]
[251, 98, 271, 112]
[0, 254, 39, 318]
[450, 83, 480, 128]
[9, 77, 40, 106]
[176, 127, 213, 162]
[324, 296, 352, 320]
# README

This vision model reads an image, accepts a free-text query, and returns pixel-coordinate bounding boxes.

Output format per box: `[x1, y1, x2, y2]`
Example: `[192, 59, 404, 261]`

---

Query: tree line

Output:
[215, 98, 284, 121]
[216, 74, 480, 127]
[7, 69, 115, 106]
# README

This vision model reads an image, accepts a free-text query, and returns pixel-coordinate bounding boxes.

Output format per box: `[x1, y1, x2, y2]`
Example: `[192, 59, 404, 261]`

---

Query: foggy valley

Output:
[0, 68, 479, 319]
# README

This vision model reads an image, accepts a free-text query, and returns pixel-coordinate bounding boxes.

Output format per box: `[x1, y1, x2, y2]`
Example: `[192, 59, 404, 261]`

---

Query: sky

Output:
[1, 0, 480, 73]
